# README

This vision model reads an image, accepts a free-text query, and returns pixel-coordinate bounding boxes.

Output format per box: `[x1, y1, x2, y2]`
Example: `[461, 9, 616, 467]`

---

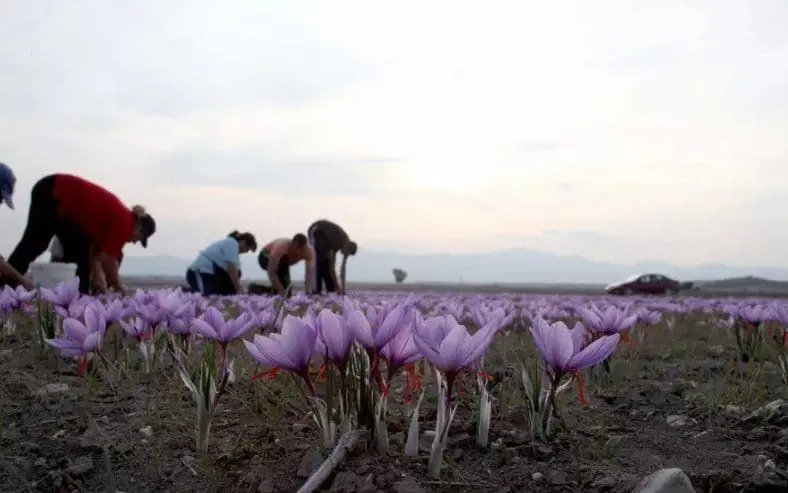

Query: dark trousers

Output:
[6, 175, 93, 294]
[185, 265, 238, 296]
[310, 229, 336, 294]
[258, 251, 291, 290]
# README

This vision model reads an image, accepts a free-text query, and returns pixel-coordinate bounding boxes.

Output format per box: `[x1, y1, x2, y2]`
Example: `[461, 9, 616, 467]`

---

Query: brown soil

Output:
[1, 312, 787, 493]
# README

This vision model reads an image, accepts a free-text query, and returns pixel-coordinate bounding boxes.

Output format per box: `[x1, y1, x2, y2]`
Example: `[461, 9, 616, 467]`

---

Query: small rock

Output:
[390, 432, 405, 446]
[708, 345, 725, 357]
[66, 456, 94, 476]
[591, 475, 616, 490]
[532, 472, 544, 481]
[329, 471, 361, 492]
[297, 449, 323, 478]
[139, 426, 153, 438]
[755, 454, 777, 473]
[746, 399, 788, 426]
[666, 415, 690, 427]
[548, 469, 569, 485]
[357, 481, 377, 493]
[34, 383, 70, 396]
[257, 478, 275, 493]
[633, 468, 694, 493]
[292, 423, 308, 433]
[392, 478, 425, 493]
[22, 441, 40, 453]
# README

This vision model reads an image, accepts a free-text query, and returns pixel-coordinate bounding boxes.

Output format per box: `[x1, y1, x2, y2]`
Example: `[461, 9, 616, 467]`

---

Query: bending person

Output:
[257, 233, 314, 295]
[50, 237, 125, 294]
[5, 173, 156, 294]
[185, 231, 257, 296]
[306, 219, 357, 295]
[0, 163, 34, 290]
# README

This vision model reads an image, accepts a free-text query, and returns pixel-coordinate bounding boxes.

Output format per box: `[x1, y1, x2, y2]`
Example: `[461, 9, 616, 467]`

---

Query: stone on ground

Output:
[632, 468, 694, 493]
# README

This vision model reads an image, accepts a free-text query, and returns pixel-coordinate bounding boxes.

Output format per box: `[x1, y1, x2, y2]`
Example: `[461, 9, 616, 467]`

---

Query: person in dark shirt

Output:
[306, 219, 357, 295]
[5, 174, 156, 294]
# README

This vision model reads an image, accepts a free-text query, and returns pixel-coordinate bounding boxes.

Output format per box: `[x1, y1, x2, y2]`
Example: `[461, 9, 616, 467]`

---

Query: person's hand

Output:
[22, 277, 35, 291]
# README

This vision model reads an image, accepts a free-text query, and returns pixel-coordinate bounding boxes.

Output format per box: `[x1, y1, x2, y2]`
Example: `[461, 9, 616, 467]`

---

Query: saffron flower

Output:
[530, 317, 619, 408]
[47, 303, 105, 376]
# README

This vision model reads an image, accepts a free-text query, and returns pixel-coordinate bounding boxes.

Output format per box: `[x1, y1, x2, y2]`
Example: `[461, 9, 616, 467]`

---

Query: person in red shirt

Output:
[5, 174, 156, 294]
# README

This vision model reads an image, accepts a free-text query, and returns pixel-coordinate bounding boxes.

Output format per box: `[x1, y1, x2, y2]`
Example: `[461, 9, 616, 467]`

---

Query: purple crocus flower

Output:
[41, 278, 80, 308]
[120, 316, 152, 341]
[244, 314, 317, 394]
[529, 317, 619, 406]
[636, 308, 662, 326]
[314, 308, 354, 373]
[380, 309, 424, 381]
[469, 306, 511, 331]
[54, 297, 89, 320]
[166, 301, 196, 336]
[191, 307, 255, 344]
[412, 317, 499, 402]
[92, 299, 125, 332]
[344, 297, 409, 352]
[577, 305, 637, 342]
[10, 285, 36, 304]
[47, 304, 105, 376]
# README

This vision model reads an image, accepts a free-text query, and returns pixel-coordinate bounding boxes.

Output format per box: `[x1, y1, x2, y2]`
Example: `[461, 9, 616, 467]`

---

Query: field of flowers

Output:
[1, 279, 787, 493]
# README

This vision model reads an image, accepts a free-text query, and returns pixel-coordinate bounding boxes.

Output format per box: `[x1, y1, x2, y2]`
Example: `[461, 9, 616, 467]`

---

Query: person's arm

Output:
[0, 256, 34, 290]
[339, 254, 348, 295]
[225, 261, 243, 293]
[267, 244, 287, 294]
[98, 253, 123, 294]
[97, 226, 127, 295]
[304, 248, 315, 293]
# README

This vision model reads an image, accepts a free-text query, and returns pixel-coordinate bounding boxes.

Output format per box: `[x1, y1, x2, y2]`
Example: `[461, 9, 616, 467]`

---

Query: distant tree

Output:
[393, 268, 407, 283]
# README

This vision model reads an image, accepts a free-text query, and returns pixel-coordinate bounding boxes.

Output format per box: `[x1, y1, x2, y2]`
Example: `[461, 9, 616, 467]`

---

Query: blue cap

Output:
[0, 163, 15, 210]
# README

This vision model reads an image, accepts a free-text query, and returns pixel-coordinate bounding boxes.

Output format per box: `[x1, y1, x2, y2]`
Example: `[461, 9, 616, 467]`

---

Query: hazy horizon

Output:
[114, 247, 788, 284]
[2, 1, 788, 268]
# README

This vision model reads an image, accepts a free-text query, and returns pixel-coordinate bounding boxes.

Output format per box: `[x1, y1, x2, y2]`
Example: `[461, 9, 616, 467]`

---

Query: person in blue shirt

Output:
[185, 231, 257, 295]
[0, 163, 34, 290]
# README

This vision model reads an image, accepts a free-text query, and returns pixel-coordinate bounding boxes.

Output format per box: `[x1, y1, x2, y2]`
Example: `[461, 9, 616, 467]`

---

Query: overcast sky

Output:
[1, 0, 787, 267]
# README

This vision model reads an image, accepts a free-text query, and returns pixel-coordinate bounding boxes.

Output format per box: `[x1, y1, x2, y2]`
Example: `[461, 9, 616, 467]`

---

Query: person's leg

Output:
[312, 231, 329, 294]
[57, 222, 92, 294]
[6, 176, 59, 279]
[185, 269, 201, 293]
[323, 258, 337, 293]
[199, 272, 216, 296]
[211, 264, 235, 295]
[247, 283, 274, 295]
[277, 255, 291, 294]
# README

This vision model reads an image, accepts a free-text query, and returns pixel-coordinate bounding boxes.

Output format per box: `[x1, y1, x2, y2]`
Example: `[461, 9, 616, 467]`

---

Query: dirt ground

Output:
[1, 301, 787, 493]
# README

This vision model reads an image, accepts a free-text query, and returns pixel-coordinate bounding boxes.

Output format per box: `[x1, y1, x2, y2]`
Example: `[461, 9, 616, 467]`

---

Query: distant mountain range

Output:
[118, 248, 788, 284]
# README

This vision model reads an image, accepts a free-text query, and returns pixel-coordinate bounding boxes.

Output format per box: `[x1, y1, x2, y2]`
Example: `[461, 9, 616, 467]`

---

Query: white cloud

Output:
[2, 0, 788, 268]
